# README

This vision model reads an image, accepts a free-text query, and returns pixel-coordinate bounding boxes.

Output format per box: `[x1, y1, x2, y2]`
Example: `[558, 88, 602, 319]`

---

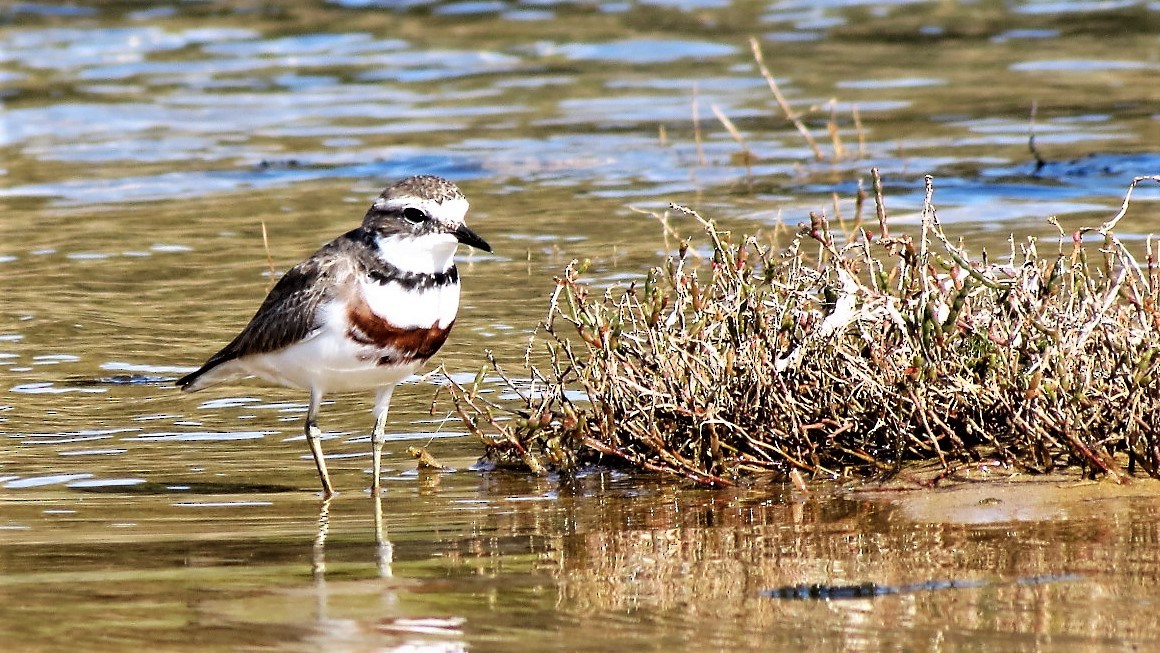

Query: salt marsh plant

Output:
[448, 172, 1160, 485]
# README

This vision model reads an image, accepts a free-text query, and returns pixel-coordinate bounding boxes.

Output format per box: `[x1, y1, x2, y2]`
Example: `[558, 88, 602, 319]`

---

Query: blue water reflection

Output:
[2, 0, 1157, 234]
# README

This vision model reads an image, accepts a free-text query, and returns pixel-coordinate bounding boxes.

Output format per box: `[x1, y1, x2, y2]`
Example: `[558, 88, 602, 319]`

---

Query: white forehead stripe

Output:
[373, 196, 470, 225]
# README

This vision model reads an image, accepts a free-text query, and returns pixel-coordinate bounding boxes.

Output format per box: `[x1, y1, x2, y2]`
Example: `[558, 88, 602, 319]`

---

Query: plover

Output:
[177, 175, 490, 497]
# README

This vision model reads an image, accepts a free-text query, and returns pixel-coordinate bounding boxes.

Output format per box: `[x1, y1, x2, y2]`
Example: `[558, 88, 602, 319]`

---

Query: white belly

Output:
[239, 329, 425, 394]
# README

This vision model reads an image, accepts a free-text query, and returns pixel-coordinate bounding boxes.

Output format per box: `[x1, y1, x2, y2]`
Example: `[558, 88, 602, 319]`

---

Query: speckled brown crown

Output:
[379, 175, 464, 203]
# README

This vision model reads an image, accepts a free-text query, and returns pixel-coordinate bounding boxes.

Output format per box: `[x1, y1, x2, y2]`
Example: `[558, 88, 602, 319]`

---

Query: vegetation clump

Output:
[448, 173, 1160, 485]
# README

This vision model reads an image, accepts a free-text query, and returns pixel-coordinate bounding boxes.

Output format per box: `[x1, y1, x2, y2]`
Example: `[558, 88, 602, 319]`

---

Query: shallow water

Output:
[3, 1, 1160, 650]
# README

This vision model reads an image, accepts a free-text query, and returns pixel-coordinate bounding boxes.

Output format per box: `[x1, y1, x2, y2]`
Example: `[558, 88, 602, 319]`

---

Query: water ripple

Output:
[4, 473, 94, 489]
[0, 155, 487, 204]
[10, 382, 106, 394]
[124, 431, 275, 442]
[550, 39, 737, 63]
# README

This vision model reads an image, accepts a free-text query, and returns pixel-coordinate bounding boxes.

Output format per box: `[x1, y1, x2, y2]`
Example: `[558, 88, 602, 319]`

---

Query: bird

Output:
[177, 175, 491, 498]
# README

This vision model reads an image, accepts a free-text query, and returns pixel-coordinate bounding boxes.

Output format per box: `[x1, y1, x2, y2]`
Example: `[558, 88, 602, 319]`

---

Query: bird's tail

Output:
[176, 359, 244, 392]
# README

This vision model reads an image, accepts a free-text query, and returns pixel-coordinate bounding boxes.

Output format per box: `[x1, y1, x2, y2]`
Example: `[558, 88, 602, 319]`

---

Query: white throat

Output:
[374, 233, 458, 274]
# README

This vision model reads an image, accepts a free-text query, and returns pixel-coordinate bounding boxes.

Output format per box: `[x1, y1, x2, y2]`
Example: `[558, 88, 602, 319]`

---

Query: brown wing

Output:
[176, 230, 363, 390]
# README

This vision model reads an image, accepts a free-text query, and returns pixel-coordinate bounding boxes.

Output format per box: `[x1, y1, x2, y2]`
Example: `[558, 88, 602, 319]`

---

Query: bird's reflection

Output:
[313, 497, 331, 579]
[311, 493, 394, 585]
[373, 491, 394, 578]
[312, 497, 332, 624]
[303, 493, 456, 650]
[310, 492, 396, 629]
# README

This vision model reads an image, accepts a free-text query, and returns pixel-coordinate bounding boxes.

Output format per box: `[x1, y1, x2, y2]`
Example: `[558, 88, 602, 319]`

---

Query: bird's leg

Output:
[370, 386, 395, 496]
[305, 387, 334, 498]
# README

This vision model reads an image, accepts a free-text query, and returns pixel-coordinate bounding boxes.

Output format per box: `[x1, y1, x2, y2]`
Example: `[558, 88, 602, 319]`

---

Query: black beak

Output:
[453, 223, 492, 253]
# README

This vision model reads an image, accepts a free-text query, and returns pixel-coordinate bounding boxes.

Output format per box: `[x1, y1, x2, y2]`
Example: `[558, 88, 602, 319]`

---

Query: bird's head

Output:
[363, 175, 491, 273]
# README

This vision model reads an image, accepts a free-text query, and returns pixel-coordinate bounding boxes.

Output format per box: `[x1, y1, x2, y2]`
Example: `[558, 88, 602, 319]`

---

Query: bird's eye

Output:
[403, 207, 428, 224]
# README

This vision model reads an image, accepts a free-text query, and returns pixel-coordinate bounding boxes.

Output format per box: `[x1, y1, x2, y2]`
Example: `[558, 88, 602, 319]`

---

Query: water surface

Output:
[3, 1, 1160, 650]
